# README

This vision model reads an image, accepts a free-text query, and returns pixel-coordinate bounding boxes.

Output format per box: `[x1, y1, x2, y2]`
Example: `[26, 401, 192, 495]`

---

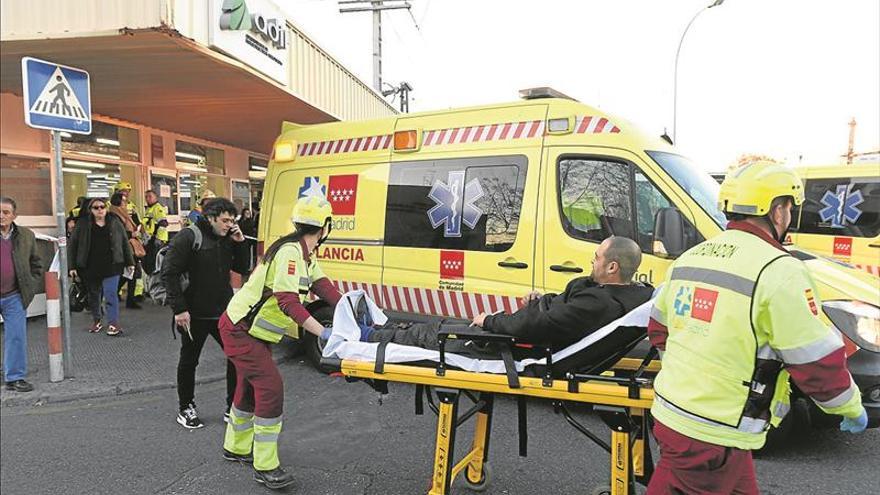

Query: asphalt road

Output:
[1, 359, 877, 495]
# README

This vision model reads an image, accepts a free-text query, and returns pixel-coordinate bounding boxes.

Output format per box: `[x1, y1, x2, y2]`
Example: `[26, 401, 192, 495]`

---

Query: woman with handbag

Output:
[110, 192, 146, 309]
[68, 197, 135, 336]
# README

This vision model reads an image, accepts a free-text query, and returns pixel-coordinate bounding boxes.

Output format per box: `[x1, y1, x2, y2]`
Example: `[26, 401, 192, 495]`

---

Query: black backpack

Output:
[146, 224, 202, 306]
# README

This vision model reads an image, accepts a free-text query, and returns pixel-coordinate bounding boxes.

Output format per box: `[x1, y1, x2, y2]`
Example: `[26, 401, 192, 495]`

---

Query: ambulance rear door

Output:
[791, 171, 880, 276]
[381, 104, 548, 320]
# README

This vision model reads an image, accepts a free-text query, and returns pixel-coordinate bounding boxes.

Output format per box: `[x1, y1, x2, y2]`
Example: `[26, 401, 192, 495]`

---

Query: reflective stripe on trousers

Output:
[254, 415, 283, 471]
[224, 406, 255, 456]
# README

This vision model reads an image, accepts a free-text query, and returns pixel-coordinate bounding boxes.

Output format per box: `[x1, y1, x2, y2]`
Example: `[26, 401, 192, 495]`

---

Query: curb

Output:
[1, 353, 294, 408]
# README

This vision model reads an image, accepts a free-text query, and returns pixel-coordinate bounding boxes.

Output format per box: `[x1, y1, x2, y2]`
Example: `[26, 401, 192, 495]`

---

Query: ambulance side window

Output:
[557, 158, 634, 243]
[794, 178, 880, 238]
[385, 155, 528, 252]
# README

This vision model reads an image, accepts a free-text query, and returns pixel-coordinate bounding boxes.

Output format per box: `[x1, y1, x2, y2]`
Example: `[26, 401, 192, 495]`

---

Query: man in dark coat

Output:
[0, 197, 43, 392]
[162, 198, 251, 429]
[364, 236, 653, 353]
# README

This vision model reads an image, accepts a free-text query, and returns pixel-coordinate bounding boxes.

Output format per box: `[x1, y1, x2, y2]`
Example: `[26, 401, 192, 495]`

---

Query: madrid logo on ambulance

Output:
[297, 175, 359, 216]
[440, 251, 465, 280]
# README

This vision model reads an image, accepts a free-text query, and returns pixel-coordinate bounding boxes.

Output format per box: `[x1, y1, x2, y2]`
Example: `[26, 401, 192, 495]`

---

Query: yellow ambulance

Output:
[788, 163, 880, 277]
[259, 88, 879, 430]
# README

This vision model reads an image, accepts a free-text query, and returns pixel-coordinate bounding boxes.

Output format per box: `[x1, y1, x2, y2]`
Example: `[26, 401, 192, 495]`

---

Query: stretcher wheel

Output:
[590, 483, 645, 495]
[590, 485, 611, 495]
[462, 462, 492, 492]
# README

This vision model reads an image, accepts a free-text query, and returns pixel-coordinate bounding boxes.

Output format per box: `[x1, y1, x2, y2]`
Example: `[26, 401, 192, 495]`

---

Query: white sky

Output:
[283, 0, 880, 172]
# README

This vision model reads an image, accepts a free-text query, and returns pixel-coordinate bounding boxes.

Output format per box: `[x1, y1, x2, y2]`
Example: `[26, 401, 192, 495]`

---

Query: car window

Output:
[794, 178, 880, 238]
[557, 157, 633, 243]
[384, 155, 527, 252]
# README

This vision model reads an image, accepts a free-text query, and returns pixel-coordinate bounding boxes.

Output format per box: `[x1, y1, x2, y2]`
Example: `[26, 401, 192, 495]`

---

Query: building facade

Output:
[0, 0, 395, 311]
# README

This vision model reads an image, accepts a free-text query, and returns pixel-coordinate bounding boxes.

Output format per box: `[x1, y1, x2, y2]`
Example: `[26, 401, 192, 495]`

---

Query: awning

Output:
[0, 28, 336, 153]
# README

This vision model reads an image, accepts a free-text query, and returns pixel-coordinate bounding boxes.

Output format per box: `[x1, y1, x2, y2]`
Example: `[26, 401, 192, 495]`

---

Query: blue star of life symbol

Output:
[427, 171, 484, 237]
[674, 286, 692, 317]
[819, 184, 864, 228]
[298, 176, 326, 199]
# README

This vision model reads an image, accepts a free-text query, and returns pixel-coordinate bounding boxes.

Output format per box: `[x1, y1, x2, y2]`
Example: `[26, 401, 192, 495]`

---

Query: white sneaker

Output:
[177, 403, 204, 429]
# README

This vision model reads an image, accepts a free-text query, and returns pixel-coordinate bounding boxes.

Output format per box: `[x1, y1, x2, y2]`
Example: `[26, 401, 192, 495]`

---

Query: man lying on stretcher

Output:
[324, 237, 653, 355]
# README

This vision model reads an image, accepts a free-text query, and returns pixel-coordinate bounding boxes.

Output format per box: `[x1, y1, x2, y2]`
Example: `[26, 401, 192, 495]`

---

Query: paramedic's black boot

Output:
[253, 467, 295, 490]
[222, 449, 253, 464]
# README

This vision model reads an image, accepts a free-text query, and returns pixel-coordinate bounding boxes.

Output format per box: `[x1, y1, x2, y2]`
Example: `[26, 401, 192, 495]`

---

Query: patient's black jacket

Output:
[368, 277, 653, 355]
[481, 277, 653, 352]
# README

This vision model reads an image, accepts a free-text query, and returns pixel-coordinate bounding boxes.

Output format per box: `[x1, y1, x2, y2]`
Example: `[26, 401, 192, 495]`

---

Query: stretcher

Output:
[322, 292, 661, 495]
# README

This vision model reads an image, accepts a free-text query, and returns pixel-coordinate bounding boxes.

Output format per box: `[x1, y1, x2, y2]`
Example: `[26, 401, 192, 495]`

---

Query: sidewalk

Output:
[0, 300, 295, 407]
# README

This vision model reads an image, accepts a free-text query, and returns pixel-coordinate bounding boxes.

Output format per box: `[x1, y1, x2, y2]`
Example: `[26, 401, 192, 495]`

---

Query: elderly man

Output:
[348, 236, 653, 353]
[0, 197, 43, 392]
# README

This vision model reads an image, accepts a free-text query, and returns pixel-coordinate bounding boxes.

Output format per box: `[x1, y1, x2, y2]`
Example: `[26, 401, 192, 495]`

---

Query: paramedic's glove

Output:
[320, 327, 332, 342]
[839, 407, 868, 434]
[358, 323, 375, 342]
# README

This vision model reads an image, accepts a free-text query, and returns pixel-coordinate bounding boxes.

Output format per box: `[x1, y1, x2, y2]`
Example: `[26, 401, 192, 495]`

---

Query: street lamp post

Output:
[673, 0, 725, 144]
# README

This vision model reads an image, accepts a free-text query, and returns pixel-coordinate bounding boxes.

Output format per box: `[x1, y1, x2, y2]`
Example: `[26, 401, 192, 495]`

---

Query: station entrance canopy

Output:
[0, 27, 389, 153]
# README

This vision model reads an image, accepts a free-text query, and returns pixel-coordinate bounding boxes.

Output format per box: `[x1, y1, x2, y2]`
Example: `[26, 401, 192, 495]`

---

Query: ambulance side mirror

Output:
[652, 208, 688, 258]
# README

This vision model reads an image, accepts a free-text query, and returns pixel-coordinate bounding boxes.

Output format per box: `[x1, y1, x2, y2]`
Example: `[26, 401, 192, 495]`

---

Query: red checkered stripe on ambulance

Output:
[297, 134, 392, 157]
[855, 264, 880, 277]
[331, 280, 523, 320]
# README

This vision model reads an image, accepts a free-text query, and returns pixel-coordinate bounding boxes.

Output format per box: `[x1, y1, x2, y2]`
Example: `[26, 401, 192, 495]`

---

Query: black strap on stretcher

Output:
[436, 329, 554, 389]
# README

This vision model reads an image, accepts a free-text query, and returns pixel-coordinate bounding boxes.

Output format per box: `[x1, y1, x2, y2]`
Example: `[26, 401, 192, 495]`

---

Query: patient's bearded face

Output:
[591, 240, 614, 284]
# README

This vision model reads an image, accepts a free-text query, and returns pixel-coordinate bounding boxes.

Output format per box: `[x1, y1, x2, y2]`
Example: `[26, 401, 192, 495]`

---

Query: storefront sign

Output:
[209, 0, 290, 85]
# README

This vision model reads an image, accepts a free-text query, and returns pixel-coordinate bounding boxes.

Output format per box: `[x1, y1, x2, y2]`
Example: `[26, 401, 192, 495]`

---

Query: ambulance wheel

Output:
[462, 462, 491, 492]
[305, 303, 335, 374]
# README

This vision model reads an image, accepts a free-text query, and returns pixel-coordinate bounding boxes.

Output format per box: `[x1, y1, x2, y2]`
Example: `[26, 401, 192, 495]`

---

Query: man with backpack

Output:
[161, 198, 251, 428]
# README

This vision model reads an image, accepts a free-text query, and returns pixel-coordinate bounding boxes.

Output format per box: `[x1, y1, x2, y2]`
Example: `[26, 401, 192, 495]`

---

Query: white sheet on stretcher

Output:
[322, 290, 654, 374]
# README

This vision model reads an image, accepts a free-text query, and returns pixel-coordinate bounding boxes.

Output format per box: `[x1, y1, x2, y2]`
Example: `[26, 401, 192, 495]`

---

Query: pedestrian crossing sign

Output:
[21, 57, 91, 134]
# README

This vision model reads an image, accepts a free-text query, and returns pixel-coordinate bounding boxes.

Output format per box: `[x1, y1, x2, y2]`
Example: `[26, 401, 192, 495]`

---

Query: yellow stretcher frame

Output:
[336, 357, 660, 495]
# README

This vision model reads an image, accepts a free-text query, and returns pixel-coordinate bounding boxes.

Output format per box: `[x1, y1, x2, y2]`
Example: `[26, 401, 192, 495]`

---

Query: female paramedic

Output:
[218, 195, 342, 490]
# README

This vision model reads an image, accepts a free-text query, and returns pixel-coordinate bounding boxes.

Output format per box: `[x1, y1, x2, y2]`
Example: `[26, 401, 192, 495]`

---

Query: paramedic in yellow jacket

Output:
[218, 195, 342, 490]
[142, 190, 169, 243]
[646, 162, 868, 494]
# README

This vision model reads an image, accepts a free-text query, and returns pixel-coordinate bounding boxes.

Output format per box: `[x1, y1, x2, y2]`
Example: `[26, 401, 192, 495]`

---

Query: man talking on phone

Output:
[357, 237, 653, 354]
[163, 198, 251, 429]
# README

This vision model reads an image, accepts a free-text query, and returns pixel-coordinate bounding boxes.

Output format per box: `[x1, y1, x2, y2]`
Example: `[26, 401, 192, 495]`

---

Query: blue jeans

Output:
[86, 275, 120, 325]
[1, 292, 28, 382]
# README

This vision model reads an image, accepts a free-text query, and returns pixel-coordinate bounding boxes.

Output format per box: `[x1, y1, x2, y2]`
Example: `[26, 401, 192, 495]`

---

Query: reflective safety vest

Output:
[650, 228, 861, 450]
[226, 241, 326, 344]
[143, 202, 169, 242]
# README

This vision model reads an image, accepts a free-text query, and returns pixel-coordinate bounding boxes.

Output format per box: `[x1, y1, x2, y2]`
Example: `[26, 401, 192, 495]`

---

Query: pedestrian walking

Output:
[110, 192, 145, 309]
[68, 198, 135, 336]
[646, 162, 868, 494]
[161, 198, 250, 429]
[218, 195, 342, 489]
[114, 182, 146, 304]
[0, 197, 42, 393]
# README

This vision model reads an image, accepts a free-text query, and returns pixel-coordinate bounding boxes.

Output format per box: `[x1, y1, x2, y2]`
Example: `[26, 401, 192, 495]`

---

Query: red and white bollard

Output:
[44, 270, 64, 382]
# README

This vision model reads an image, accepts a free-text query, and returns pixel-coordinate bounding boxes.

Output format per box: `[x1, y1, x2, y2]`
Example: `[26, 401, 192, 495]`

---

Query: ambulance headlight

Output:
[823, 301, 880, 353]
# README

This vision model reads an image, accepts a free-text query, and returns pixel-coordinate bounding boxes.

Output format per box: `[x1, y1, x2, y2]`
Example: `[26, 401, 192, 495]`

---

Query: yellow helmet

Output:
[718, 161, 804, 216]
[113, 181, 132, 193]
[291, 195, 332, 227]
[200, 189, 217, 200]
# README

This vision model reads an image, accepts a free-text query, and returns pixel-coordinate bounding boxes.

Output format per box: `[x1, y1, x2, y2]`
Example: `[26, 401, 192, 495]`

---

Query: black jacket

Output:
[162, 218, 250, 318]
[68, 215, 134, 274]
[481, 277, 654, 351]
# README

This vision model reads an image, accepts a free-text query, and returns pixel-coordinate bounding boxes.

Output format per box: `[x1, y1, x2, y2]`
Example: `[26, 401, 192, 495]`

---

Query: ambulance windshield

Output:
[646, 151, 727, 228]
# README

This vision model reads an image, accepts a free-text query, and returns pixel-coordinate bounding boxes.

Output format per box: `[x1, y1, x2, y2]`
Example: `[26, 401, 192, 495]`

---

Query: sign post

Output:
[22, 57, 92, 378]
